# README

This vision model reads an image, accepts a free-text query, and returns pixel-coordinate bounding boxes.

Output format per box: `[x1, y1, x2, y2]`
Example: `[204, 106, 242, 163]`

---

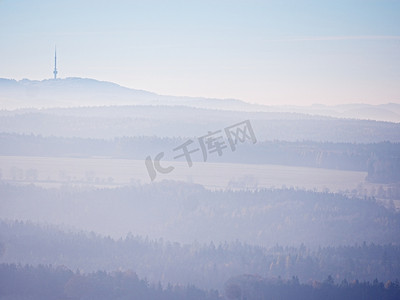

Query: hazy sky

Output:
[1, 0, 399, 106]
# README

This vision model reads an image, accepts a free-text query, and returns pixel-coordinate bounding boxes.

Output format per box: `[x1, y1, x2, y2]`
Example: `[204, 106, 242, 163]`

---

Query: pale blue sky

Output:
[1, 0, 399, 105]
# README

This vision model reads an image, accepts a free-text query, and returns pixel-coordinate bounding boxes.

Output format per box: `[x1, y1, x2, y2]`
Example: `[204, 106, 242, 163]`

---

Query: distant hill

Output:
[1, 77, 399, 122]
[270, 103, 400, 123]
[0, 105, 399, 142]
[0, 77, 248, 110]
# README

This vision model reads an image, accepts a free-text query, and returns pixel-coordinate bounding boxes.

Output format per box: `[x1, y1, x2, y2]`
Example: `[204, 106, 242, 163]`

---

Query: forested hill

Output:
[1, 182, 399, 249]
[1, 105, 400, 142]
[1, 221, 400, 293]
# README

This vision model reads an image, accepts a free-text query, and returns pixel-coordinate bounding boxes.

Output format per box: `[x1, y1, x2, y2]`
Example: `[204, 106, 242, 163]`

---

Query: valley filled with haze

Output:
[1, 76, 400, 300]
[1, 1, 400, 299]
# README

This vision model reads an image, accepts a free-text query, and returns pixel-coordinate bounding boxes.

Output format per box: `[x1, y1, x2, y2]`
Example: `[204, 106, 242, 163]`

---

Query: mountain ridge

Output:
[1, 77, 399, 122]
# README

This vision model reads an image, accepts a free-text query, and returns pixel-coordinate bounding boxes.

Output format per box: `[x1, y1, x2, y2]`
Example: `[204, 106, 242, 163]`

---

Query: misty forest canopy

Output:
[1, 182, 399, 249]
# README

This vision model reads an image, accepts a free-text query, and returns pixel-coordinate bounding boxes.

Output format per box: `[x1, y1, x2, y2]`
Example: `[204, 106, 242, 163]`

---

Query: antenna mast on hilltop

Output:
[53, 46, 58, 79]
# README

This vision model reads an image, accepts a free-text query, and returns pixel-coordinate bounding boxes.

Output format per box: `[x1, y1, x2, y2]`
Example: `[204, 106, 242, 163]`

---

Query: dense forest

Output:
[1, 133, 400, 183]
[224, 274, 400, 300]
[1, 218, 399, 290]
[0, 263, 220, 300]
[1, 263, 399, 300]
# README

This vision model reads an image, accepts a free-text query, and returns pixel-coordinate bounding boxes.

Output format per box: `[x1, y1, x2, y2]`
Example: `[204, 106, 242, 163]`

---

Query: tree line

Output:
[224, 274, 400, 300]
[0, 263, 399, 300]
[0, 263, 220, 300]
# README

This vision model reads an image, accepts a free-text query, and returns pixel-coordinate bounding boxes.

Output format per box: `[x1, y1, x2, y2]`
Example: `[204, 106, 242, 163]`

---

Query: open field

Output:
[0, 155, 368, 192]
[2, 155, 399, 211]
